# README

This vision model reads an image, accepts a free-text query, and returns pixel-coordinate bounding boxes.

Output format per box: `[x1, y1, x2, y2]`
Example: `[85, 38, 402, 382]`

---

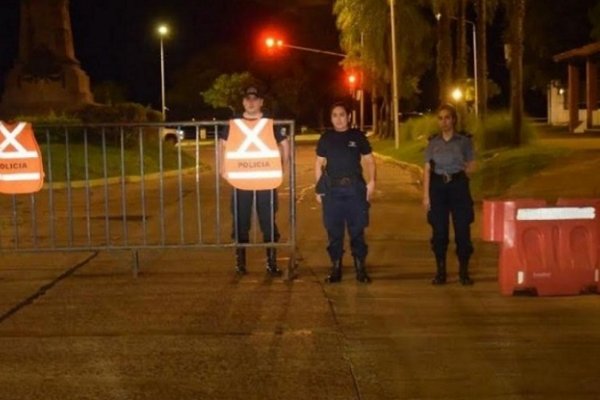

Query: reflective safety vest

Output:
[0, 121, 45, 194]
[223, 118, 283, 190]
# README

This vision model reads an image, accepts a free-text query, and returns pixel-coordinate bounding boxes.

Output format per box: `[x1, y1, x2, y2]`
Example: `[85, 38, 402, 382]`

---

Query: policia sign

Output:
[0, 121, 45, 194]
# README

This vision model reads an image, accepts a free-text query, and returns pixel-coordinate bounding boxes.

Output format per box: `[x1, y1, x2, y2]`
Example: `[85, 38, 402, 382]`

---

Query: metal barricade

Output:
[0, 120, 297, 278]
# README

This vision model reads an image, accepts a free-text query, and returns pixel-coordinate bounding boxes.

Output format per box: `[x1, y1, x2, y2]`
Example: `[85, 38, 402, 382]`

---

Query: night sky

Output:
[0, 0, 341, 117]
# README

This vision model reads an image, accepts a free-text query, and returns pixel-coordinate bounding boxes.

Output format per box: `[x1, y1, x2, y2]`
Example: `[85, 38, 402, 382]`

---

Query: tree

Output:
[334, 0, 434, 138]
[432, 0, 456, 103]
[475, 0, 488, 118]
[202, 72, 259, 115]
[506, 0, 525, 146]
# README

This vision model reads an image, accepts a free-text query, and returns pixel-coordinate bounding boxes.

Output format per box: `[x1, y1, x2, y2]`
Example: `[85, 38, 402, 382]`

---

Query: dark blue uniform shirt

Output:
[316, 129, 372, 178]
[424, 133, 474, 175]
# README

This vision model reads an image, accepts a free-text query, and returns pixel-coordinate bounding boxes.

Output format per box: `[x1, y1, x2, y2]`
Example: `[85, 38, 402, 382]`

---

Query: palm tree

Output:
[475, 0, 488, 118]
[433, 0, 456, 103]
[334, 0, 434, 139]
[507, 0, 525, 146]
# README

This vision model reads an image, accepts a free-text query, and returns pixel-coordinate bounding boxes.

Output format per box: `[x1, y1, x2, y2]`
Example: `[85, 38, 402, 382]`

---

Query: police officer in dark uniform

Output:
[219, 86, 290, 276]
[423, 104, 475, 285]
[315, 102, 376, 283]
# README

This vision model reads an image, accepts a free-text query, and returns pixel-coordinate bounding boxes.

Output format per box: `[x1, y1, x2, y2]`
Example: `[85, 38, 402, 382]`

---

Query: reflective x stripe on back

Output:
[0, 122, 38, 159]
[226, 118, 280, 160]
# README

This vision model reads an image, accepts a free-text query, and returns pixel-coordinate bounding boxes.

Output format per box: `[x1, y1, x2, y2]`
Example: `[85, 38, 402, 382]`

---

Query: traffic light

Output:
[265, 37, 284, 49]
[347, 73, 357, 88]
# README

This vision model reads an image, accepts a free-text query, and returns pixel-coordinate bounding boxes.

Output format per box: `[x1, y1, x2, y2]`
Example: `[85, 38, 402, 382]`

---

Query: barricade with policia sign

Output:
[0, 121, 44, 194]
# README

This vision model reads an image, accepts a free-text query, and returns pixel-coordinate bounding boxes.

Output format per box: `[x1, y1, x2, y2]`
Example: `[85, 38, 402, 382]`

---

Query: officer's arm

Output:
[361, 153, 376, 187]
[465, 160, 476, 175]
[423, 162, 431, 210]
[315, 156, 326, 183]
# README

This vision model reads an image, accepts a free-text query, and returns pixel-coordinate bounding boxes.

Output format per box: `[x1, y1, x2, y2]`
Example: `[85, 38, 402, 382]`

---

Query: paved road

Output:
[1, 142, 600, 399]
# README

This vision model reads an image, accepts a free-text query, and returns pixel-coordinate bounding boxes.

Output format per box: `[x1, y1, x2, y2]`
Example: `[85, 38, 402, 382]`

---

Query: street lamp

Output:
[157, 24, 169, 121]
[436, 14, 478, 116]
[451, 87, 464, 102]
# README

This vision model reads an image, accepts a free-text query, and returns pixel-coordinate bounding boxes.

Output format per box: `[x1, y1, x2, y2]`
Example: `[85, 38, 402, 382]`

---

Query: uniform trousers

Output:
[231, 188, 280, 243]
[322, 182, 369, 261]
[427, 172, 474, 263]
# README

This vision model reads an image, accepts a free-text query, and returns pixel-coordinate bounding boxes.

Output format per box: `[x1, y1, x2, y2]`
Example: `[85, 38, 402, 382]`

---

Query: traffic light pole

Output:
[282, 44, 345, 58]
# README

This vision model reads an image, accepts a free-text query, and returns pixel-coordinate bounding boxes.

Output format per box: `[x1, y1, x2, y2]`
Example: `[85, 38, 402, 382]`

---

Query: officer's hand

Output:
[315, 194, 323, 204]
[423, 196, 431, 211]
[366, 181, 375, 201]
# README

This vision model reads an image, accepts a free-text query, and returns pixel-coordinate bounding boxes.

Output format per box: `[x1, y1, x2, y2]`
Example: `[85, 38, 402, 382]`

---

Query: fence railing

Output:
[0, 120, 297, 277]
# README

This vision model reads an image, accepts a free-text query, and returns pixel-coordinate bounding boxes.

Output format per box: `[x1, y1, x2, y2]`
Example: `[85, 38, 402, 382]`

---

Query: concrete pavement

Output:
[1, 143, 600, 399]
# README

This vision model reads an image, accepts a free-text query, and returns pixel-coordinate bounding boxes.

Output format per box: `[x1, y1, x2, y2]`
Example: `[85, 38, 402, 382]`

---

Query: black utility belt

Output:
[432, 170, 466, 184]
[330, 176, 362, 187]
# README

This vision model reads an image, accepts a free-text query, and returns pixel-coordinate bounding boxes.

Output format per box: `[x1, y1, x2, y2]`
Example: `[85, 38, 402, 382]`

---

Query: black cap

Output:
[243, 86, 262, 98]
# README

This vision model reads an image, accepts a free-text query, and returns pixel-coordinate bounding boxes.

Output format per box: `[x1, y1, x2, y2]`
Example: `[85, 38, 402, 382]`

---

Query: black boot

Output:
[431, 257, 447, 285]
[235, 248, 247, 275]
[354, 257, 371, 283]
[266, 248, 282, 276]
[459, 260, 474, 286]
[325, 260, 342, 283]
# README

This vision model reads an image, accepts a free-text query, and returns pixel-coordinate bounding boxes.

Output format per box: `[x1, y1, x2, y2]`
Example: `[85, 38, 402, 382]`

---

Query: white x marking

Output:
[0, 122, 38, 159]
[226, 118, 280, 160]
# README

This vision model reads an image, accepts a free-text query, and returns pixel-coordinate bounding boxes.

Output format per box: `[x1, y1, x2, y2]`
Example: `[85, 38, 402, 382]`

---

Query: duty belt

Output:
[330, 176, 356, 187]
[434, 170, 466, 184]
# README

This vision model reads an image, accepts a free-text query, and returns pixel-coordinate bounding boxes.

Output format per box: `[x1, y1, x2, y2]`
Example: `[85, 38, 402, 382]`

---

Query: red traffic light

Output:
[347, 74, 357, 86]
[265, 37, 284, 48]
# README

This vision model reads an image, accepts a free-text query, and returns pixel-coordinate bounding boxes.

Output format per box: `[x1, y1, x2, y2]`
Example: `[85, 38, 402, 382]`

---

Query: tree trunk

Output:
[509, 0, 525, 146]
[437, 2, 453, 103]
[371, 83, 378, 136]
[455, 0, 468, 82]
[475, 0, 488, 118]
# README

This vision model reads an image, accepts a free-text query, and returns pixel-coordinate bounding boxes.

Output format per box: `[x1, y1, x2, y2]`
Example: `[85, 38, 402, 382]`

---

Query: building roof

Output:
[554, 42, 600, 63]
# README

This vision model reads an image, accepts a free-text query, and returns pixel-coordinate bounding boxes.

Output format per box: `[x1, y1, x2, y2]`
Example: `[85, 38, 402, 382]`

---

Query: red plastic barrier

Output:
[482, 199, 600, 296]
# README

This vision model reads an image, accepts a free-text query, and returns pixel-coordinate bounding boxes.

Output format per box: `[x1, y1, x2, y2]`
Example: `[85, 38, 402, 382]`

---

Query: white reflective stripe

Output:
[0, 173, 41, 181]
[516, 207, 596, 221]
[225, 150, 280, 159]
[0, 151, 38, 159]
[230, 118, 271, 156]
[227, 171, 282, 179]
[0, 122, 37, 159]
[517, 271, 524, 285]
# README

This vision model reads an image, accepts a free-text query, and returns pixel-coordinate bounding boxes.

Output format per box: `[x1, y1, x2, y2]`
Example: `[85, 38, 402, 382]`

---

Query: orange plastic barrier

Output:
[482, 199, 599, 296]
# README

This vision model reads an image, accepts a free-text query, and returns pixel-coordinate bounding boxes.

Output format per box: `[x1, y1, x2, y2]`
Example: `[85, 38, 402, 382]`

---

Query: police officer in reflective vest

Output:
[423, 104, 475, 285]
[315, 102, 376, 283]
[219, 86, 289, 275]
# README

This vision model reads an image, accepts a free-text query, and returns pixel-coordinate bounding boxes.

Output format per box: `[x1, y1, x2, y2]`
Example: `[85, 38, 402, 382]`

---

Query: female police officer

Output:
[315, 102, 376, 283]
[423, 104, 475, 285]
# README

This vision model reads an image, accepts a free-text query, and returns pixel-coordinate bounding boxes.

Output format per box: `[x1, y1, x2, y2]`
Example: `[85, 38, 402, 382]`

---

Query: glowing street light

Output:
[451, 87, 464, 102]
[157, 24, 169, 121]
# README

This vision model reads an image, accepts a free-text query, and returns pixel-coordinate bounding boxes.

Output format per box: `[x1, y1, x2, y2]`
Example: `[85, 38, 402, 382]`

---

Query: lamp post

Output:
[158, 24, 169, 121]
[465, 19, 478, 116]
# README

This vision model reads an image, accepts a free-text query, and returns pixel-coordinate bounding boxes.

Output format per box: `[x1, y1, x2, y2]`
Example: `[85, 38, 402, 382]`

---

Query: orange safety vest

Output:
[0, 121, 45, 194]
[223, 118, 283, 190]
